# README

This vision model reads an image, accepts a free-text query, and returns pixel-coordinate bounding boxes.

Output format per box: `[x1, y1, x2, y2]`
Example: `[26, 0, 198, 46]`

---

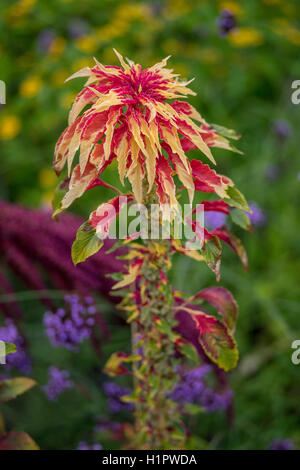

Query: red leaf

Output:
[197, 200, 230, 214]
[89, 195, 132, 238]
[194, 287, 238, 332]
[211, 227, 248, 270]
[190, 159, 231, 197]
[175, 305, 238, 371]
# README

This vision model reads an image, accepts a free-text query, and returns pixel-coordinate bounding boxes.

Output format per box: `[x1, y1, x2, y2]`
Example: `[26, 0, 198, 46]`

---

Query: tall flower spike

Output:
[53, 49, 238, 210]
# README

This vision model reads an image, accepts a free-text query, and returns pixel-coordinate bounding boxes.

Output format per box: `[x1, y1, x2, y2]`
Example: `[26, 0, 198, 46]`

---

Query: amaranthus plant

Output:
[52, 50, 250, 450]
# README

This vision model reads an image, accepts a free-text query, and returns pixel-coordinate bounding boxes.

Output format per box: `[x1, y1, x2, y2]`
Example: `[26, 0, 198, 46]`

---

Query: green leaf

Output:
[156, 321, 177, 340]
[52, 171, 69, 218]
[103, 352, 142, 377]
[216, 228, 248, 270]
[226, 186, 250, 212]
[105, 239, 125, 254]
[184, 403, 205, 415]
[180, 343, 199, 364]
[228, 144, 244, 155]
[198, 320, 239, 371]
[119, 393, 139, 404]
[71, 221, 104, 265]
[106, 272, 124, 281]
[0, 432, 39, 450]
[203, 238, 222, 281]
[0, 377, 37, 403]
[230, 207, 251, 230]
[180, 307, 239, 371]
[1, 342, 17, 356]
[211, 123, 240, 140]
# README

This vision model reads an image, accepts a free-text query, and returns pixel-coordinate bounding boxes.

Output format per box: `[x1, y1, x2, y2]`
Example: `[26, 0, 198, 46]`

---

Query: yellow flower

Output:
[166, 0, 192, 16]
[272, 19, 300, 45]
[5, 0, 36, 22]
[228, 28, 263, 47]
[197, 47, 220, 64]
[49, 37, 66, 58]
[219, 1, 243, 16]
[19, 76, 42, 97]
[0, 115, 21, 140]
[51, 69, 69, 87]
[96, 25, 122, 41]
[22, 0, 36, 6]
[75, 35, 98, 53]
[39, 168, 57, 189]
[263, 0, 280, 4]
[115, 3, 146, 20]
[286, 28, 300, 45]
[41, 190, 55, 209]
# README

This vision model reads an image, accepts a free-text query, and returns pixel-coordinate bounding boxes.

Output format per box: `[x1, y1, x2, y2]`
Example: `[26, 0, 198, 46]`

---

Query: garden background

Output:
[0, 0, 300, 450]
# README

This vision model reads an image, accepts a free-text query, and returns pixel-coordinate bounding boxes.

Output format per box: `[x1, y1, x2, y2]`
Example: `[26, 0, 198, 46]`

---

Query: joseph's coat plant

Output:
[52, 50, 250, 450]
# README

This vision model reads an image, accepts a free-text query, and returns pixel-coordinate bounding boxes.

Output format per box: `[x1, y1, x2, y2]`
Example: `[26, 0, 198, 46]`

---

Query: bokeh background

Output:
[0, 0, 300, 450]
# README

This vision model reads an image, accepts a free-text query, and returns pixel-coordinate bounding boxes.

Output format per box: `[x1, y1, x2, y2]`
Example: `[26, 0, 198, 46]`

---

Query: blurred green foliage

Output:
[0, 0, 300, 450]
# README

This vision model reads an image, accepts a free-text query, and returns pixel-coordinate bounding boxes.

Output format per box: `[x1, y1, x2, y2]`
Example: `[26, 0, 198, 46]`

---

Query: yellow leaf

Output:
[112, 263, 141, 290]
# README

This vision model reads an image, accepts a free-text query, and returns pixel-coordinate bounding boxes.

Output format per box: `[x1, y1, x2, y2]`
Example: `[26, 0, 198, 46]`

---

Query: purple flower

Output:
[103, 382, 134, 414]
[269, 439, 294, 450]
[247, 202, 267, 227]
[265, 164, 280, 181]
[200, 387, 233, 411]
[44, 295, 96, 351]
[150, 2, 164, 16]
[216, 10, 236, 37]
[43, 366, 73, 401]
[271, 120, 292, 140]
[77, 441, 102, 450]
[37, 29, 56, 53]
[170, 366, 233, 412]
[205, 211, 227, 230]
[94, 419, 122, 434]
[68, 19, 89, 39]
[0, 320, 31, 373]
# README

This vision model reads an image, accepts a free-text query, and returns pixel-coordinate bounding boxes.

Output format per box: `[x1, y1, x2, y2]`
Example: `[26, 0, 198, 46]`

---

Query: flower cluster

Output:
[216, 10, 236, 37]
[170, 366, 233, 411]
[42, 366, 73, 401]
[103, 382, 134, 414]
[205, 210, 227, 231]
[44, 294, 96, 350]
[248, 202, 267, 227]
[77, 441, 102, 450]
[271, 119, 292, 141]
[269, 438, 294, 450]
[0, 199, 123, 319]
[0, 319, 31, 374]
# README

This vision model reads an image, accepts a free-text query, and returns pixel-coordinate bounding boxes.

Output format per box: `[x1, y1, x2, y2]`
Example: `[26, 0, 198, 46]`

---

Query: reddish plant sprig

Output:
[0, 199, 124, 319]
